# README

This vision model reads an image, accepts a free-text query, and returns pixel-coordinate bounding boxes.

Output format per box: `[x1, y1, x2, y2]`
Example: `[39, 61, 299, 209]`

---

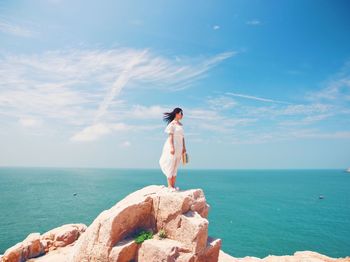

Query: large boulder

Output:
[71, 185, 217, 262]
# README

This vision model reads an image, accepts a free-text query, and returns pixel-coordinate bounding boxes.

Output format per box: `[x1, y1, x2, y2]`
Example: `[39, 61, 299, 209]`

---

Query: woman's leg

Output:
[167, 154, 178, 188]
[167, 152, 181, 188]
[167, 177, 172, 188]
[171, 156, 181, 187]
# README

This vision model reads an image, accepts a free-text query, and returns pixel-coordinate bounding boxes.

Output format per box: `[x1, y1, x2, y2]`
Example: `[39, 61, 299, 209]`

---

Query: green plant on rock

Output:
[158, 228, 167, 239]
[134, 230, 153, 244]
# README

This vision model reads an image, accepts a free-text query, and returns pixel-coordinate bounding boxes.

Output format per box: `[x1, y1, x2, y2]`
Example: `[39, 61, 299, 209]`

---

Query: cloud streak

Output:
[70, 122, 162, 142]
[226, 92, 291, 104]
[0, 18, 37, 37]
[93, 49, 148, 122]
[0, 47, 236, 141]
[246, 19, 261, 26]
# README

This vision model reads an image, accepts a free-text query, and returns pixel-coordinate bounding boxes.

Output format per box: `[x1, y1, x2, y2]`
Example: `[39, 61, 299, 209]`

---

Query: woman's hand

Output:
[170, 147, 175, 155]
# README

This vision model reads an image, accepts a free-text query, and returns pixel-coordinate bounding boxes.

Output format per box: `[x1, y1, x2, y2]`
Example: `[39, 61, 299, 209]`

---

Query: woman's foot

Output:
[175, 186, 180, 191]
[167, 186, 176, 192]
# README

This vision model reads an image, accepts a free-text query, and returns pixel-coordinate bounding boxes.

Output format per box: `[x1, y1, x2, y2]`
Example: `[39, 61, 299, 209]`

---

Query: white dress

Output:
[159, 120, 185, 178]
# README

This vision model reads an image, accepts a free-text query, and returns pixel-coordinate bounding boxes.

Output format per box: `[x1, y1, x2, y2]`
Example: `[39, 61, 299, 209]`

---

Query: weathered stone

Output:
[170, 210, 208, 253]
[137, 238, 193, 262]
[197, 237, 222, 262]
[41, 224, 86, 249]
[71, 185, 211, 262]
[1, 224, 86, 262]
[109, 238, 139, 262]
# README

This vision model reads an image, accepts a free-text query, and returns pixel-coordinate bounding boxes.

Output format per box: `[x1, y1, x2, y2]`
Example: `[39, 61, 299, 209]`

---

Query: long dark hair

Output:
[162, 107, 183, 125]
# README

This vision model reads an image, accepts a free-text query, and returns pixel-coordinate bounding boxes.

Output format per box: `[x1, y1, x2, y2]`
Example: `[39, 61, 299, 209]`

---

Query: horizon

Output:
[0, 165, 347, 171]
[1, 0, 350, 169]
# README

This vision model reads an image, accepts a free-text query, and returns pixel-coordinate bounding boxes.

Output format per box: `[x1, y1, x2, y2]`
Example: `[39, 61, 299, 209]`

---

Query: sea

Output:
[0, 167, 349, 258]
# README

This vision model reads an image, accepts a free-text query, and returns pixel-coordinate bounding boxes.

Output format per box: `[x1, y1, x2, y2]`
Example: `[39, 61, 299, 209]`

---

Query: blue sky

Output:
[0, 0, 349, 169]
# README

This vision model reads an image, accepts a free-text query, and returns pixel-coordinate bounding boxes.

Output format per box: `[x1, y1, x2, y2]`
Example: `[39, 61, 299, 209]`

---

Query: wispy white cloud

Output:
[70, 122, 162, 142]
[228, 128, 350, 145]
[213, 25, 220, 30]
[0, 47, 236, 141]
[206, 95, 237, 110]
[18, 116, 42, 128]
[126, 105, 168, 119]
[72, 49, 236, 141]
[93, 49, 148, 122]
[306, 60, 350, 102]
[232, 102, 335, 128]
[185, 107, 257, 133]
[246, 19, 261, 26]
[0, 17, 37, 37]
[200, 89, 342, 143]
[278, 103, 332, 115]
[294, 130, 350, 139]
[226, 92, 291, 104]
[71, 123, 114, 142]
[277, 113, 333, 126]
[306, 77, 350, 101]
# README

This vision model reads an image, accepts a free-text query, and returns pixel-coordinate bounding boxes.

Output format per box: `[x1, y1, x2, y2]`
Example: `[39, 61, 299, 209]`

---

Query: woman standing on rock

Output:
[159, 107, 186, 191]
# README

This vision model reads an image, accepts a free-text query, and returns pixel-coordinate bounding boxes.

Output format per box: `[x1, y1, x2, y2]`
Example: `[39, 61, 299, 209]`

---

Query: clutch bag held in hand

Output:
[182, 152, 189, 165]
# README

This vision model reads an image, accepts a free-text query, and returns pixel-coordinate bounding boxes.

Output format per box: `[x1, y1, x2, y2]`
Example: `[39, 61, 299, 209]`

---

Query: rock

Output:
[41, 224, 87, 249]
[1, 224, 86, 262]
[22, 233, 45, 259]
[198, 237, 222, 262]
[108, 238, 139, 262]
[263, 251, 350, 262]
[71, 185, 215, 262]
[1, 233, 44, 262]
[1, 242, 25, 262]
[170, 210, 208, 253]
[27, 244, 75, 262]
[217, 250, 350, 262]
[137, 238, 194, 262]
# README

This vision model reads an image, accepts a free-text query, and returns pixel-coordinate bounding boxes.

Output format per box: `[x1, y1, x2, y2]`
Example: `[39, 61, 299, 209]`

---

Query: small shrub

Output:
[134, 230, 153, 244]
[158, 229, 167, 239]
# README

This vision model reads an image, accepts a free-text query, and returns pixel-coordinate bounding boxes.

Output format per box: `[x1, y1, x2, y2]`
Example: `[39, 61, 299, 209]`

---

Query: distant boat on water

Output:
[346, 168, 350, 173]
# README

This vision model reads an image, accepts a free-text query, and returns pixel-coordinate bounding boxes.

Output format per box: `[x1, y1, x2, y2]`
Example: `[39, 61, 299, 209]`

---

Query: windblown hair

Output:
[162, 107, 183, 125]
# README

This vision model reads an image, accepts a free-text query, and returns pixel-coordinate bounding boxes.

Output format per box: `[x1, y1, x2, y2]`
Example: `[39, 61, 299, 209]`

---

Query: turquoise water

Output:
[0, 168, 349, 258]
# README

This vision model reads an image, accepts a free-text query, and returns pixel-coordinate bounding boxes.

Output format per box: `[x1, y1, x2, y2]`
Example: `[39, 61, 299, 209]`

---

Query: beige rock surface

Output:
[1, 223, 86, 262]
[27, 244, 75, 262]
[218, 250, 350, 262]
[71, 185, 215, 262]
[108, 237, 139, 262]
[137, 238, 194, 262]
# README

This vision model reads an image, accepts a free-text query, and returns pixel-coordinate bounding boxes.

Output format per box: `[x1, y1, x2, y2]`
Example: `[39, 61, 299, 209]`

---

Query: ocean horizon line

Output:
[0, 165, 347, 171]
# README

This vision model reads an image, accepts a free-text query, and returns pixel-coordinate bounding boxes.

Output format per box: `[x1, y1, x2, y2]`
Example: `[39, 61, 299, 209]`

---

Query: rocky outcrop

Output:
[0, 224, 86, 262]
[71, 185, 218, 262]
[1, 185, 349, 262]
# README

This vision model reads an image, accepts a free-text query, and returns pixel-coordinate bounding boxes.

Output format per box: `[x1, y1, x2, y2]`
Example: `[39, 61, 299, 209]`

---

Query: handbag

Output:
[182, 152, 189, 165]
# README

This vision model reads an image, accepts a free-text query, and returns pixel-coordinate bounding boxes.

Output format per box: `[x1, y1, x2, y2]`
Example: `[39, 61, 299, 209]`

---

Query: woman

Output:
[159, 107, 186, 191]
